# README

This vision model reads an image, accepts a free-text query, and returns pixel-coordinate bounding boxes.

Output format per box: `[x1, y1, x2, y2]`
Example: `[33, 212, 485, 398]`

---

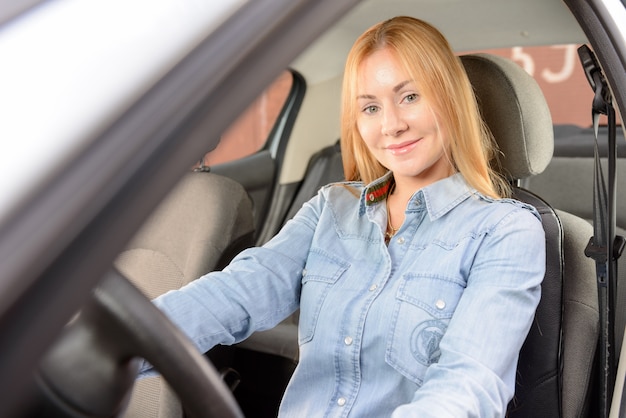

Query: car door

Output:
[0, 0, 361, 416]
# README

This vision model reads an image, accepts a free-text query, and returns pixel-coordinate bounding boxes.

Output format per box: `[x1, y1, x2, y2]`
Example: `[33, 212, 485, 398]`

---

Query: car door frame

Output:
[0, 0, 361, 415]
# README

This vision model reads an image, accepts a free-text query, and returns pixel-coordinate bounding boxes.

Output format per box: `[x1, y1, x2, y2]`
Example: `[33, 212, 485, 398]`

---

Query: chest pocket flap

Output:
[299, 249, 349, 344]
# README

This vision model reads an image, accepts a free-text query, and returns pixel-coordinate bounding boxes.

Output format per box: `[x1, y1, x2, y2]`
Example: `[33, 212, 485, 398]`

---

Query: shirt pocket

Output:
[385, 274, 465, 385]
[298, 250, 349, 345]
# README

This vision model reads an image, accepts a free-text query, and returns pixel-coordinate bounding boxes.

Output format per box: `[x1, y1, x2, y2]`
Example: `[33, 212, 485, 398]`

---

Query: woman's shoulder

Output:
[466, 193, 544, 234]
[476, 193, 539, 213]
[319, 181, 364, 200]
[424, 175, 541, 226]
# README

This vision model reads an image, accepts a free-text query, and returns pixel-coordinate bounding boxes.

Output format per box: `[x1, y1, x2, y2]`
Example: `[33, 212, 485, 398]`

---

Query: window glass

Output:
[201, 70, 293, 166]
[472, 44, 621, 127]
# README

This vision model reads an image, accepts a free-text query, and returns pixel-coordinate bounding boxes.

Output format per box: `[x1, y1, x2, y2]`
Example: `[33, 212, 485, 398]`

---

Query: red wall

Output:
[478, 45, 620, 127]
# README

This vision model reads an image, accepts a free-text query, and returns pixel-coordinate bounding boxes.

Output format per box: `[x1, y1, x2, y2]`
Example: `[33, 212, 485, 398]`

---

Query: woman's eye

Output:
[363, 105, 379, 114]
[404, 93, 419, 103]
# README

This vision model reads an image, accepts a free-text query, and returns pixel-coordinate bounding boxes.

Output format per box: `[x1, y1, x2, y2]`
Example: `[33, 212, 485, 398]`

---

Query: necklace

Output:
[385, 184, 399, 244]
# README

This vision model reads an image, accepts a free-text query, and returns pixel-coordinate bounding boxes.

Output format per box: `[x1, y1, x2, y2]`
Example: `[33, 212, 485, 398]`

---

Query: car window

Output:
[200, 70, 293, 166]
[472, 44, 622, 127]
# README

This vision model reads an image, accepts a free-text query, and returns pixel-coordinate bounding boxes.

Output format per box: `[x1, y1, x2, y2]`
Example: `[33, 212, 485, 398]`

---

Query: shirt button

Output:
[369, 284, 378, 292]
[397, 237, 405, 245]
[368, 193, 375, 202]
[415, 199, 422, 206]
[337, 397, 347, 406]
[302, 269, 307, 276]
[344, 336, 353, 346]
[435, 299, 446, 310]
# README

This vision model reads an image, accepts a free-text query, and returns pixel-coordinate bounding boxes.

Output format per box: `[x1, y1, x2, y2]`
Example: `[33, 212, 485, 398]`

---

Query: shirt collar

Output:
[359, 172, 474, 220]
[420, 173, 474, 220]
[359, 172, 394, 216]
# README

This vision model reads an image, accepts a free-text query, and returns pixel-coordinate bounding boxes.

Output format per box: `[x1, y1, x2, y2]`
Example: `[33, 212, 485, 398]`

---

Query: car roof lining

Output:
[291, 0, 587, 84]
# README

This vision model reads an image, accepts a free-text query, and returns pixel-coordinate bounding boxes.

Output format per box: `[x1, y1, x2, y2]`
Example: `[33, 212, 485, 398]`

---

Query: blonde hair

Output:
[340, 16, 510, 198]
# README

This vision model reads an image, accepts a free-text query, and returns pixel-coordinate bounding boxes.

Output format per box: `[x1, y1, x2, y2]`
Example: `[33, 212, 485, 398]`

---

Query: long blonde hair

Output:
[340, 16, 510, 198]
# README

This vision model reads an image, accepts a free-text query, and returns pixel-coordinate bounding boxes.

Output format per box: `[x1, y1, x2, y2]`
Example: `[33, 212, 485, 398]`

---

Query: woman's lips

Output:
[387, 139, 420, 155]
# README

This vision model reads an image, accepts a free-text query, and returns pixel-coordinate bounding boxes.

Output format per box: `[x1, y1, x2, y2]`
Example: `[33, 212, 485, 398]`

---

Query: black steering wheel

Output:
[34, 269, 243, 418]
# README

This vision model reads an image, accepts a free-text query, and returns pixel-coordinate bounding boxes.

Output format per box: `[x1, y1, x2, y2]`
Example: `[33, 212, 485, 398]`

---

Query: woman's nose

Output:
[381, 107, 408, 137]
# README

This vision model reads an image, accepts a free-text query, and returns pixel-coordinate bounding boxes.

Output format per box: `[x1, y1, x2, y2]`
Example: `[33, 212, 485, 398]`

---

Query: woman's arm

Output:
[139, 191, 327, 375]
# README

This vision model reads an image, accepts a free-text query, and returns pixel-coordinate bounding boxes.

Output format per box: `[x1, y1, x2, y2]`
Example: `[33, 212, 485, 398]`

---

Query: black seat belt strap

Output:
[580, 45, 625, 418]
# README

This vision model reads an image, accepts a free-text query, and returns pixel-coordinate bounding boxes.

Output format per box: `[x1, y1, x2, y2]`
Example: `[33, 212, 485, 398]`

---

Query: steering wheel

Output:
[35, 269, 243, 418]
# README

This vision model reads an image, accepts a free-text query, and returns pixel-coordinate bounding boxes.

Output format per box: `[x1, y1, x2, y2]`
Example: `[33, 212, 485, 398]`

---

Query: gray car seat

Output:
[117, 171, 255, 418]
[524, 125, 626, 356]
[462, 54, 597, 418]
[237, 53, 599, 418]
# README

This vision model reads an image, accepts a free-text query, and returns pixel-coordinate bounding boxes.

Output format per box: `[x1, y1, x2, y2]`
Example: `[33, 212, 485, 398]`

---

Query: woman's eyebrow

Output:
[393, 80, 412, 93]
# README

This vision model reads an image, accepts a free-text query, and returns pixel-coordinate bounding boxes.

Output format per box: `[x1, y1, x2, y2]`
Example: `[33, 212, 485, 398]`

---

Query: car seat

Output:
[523, 125, 626, 357]
[116, 171, 255, 418]
[461, 53, 598, 417]
[237, 53, 599, 418]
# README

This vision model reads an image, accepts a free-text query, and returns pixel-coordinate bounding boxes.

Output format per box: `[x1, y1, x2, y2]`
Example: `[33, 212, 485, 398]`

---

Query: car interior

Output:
[1, 0, 625, 417]
[119, 51, 609, 418]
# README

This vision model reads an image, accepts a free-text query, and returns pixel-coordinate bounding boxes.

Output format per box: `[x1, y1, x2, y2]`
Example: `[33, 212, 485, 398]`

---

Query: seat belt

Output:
[579, 45, 625, 418]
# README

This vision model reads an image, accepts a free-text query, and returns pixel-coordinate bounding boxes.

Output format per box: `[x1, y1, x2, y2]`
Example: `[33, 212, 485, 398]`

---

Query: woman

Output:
[145, 16, 545, 417]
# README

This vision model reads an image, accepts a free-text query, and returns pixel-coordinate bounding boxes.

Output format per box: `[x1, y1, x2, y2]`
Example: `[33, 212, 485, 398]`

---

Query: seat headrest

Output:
[460, 53, 554, 180]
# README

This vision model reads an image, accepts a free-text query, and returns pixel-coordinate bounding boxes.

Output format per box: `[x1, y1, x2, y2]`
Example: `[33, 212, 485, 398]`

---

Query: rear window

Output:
[200, 70, 293, 166]
[472, 44, 622, 127]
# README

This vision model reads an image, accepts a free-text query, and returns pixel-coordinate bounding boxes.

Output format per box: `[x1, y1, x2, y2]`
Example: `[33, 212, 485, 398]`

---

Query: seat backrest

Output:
[116, 172, 255, 298]
[281, 140, 344, 226]
[116, 171, 255, 418]
[461, 53, 598, 418]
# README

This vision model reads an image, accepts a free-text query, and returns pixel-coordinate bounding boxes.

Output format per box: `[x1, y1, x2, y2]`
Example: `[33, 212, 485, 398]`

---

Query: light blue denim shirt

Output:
[146, 172, 545, 417]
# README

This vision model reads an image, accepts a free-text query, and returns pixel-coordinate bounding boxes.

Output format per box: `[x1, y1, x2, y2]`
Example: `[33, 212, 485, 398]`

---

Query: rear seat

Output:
[523, 124, 626, 352]
[523, 125, 626, 226]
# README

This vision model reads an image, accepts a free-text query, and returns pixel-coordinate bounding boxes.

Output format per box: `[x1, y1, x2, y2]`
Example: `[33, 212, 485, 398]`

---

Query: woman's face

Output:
[356, 47, 453, 188]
